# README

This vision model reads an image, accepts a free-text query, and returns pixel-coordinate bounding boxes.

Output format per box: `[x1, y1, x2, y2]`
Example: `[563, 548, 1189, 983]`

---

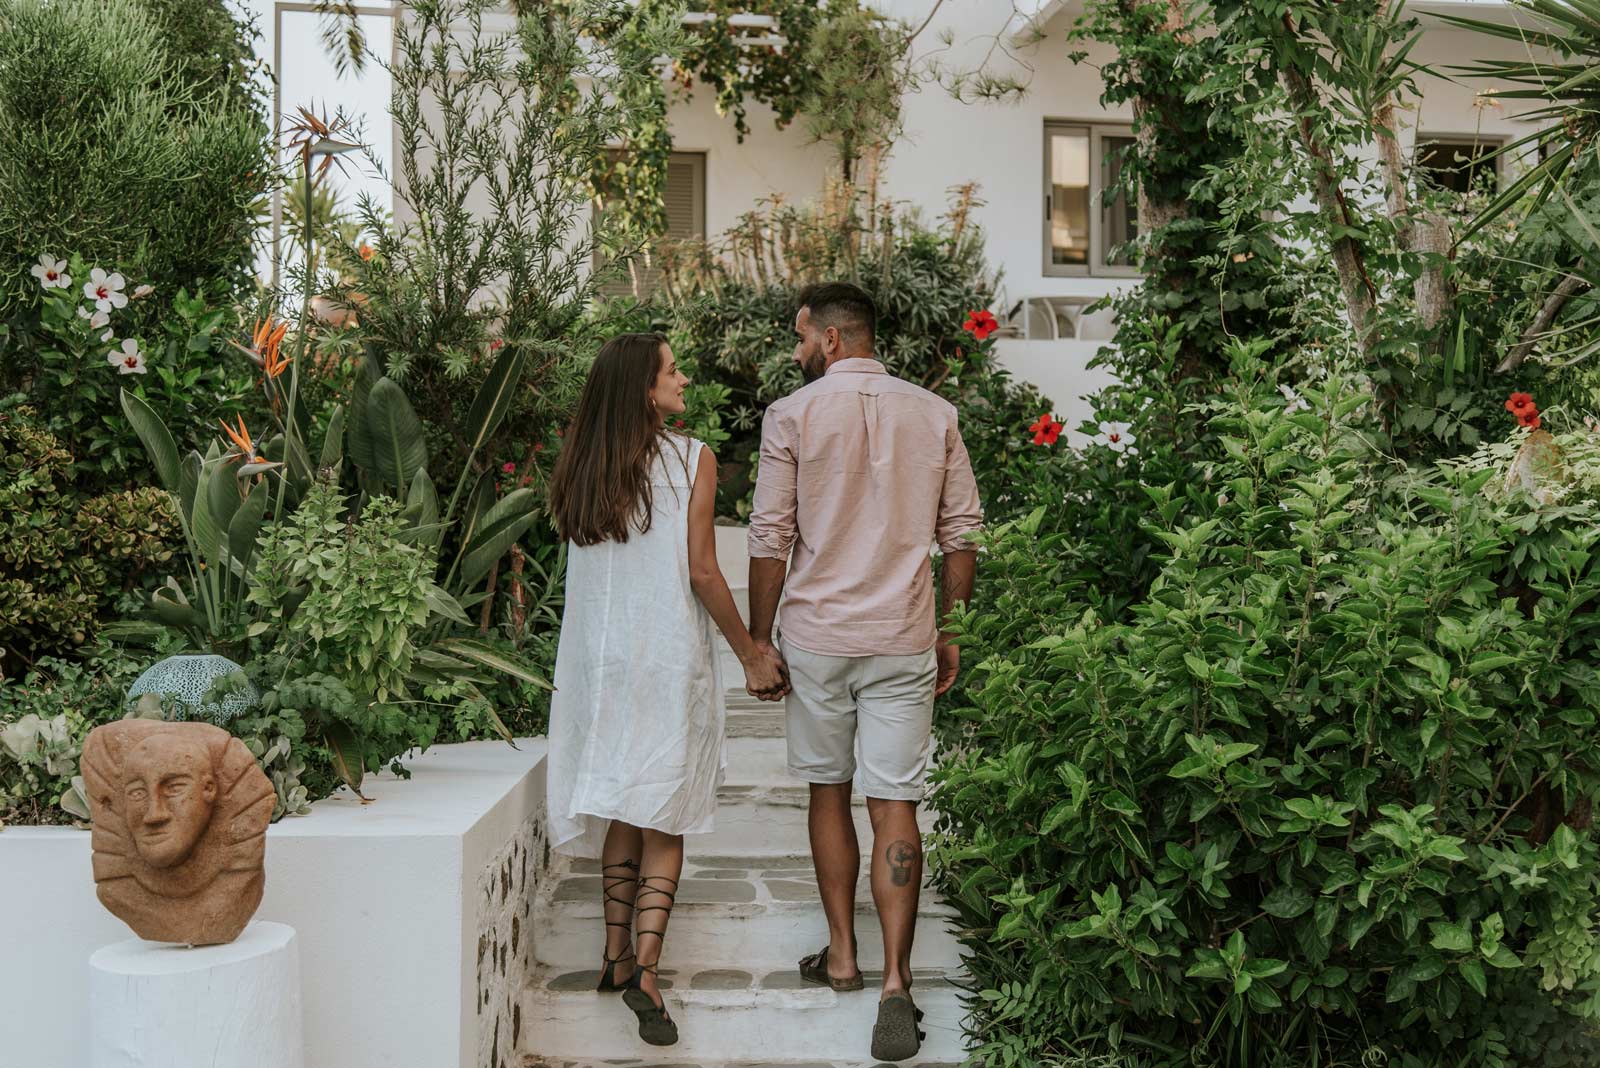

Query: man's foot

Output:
[799, 943, 865, 991]
[870, 990, 925, 1061]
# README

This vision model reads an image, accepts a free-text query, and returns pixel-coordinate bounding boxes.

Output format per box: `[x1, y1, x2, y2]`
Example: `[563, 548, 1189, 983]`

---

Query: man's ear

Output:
[823, 326, 840, 355]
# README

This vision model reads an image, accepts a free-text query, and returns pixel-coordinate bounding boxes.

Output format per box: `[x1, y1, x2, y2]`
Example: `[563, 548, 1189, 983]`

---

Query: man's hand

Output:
[934, 639, 960, 697]
[744, 640, 790, 702]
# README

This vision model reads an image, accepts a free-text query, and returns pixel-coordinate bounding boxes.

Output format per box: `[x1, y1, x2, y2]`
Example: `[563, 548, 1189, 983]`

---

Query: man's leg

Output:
[809, 781, 860, 980]
[866, 797, 922, 995]
[856, 648, 937, 999]
[783, 640, 863, 983]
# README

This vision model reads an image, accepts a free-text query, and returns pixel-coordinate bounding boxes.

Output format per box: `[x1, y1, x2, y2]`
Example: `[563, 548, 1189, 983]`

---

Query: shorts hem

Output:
[787, 768, 855, 786]
[858, 786, 926, 802]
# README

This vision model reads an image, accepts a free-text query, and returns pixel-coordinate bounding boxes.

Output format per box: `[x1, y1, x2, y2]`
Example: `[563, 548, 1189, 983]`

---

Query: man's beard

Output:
[799, 350, 826, 383]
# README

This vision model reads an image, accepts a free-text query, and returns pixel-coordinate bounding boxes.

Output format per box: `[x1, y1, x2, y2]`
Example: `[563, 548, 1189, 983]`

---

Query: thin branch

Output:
[1497, 265, 1592, 372]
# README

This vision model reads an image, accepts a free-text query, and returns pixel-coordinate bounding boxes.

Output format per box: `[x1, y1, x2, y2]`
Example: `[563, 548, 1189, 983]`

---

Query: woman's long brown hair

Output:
[547, 332, 674, 546]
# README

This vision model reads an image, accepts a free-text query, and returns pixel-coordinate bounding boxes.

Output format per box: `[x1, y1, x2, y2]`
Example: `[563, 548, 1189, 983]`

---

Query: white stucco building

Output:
[646, 0, 1541, 422]
[269, 1, 1542, 422]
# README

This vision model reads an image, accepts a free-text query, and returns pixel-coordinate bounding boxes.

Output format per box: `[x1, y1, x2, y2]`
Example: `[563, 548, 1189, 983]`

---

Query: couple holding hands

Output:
[546, 281, 982, 1062]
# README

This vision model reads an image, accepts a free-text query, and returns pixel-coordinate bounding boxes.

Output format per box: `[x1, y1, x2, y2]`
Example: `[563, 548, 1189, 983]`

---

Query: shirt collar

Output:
[825, 357, 886, 377]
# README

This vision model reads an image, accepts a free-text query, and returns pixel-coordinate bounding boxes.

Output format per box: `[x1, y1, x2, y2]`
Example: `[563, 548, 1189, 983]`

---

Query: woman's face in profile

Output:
[651, 343, 689, 420]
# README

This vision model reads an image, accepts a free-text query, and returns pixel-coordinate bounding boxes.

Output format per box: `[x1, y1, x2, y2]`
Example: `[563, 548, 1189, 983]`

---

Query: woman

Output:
[545, 333, 788, 1047]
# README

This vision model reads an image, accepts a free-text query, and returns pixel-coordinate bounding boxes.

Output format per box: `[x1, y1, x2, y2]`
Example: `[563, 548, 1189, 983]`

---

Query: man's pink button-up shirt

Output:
[747, 357, 984, 657]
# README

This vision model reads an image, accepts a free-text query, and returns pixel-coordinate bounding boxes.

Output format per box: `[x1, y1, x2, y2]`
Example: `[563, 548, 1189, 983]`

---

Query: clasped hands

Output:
[742, 639, 790, 701]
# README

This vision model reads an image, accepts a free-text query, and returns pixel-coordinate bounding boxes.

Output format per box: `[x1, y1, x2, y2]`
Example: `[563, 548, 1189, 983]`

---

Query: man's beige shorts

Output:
[780, 637, 937, 801]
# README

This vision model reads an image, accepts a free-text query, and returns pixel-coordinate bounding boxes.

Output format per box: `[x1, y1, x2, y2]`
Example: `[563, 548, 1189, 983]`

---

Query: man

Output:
[746, 282, 982, 1062]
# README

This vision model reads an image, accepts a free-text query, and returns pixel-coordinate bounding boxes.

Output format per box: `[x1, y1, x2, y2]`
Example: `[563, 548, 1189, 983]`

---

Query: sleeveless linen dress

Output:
[547, 433, 727, 858]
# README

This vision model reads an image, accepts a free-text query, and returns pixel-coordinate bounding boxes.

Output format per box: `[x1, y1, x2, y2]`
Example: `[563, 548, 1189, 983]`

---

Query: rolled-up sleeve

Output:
[748, 403, 799, 559]
[935, 416, 984, 554]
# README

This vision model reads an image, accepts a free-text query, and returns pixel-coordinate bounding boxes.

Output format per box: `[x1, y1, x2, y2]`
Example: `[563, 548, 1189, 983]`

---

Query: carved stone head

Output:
[81, 720, 274, 945]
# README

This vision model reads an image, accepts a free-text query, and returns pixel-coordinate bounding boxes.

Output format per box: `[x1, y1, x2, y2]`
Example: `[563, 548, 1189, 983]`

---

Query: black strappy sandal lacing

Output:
[596, 860, 639, 992]
[621, 874, 679, 1046]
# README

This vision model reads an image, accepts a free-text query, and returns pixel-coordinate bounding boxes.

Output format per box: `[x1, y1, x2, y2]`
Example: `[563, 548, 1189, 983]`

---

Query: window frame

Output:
[1413, 133, 1506, 196]
[593, 148, 707, 299]
[1041, 120, 1140, 279]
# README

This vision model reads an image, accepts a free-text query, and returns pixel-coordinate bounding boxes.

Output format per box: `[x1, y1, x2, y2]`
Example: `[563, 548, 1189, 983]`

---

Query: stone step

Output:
[521, 965, 966, 1063]
[690, 783, 936, 857]
[538, 855, 961, 972]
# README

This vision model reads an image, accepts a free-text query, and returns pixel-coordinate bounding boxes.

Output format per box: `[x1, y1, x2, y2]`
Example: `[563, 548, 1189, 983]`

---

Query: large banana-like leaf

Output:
[423, 583, 471, 627]
[228, 482, 269, 576]
[319, 404, 346, 472]
[346, 354, 381, 476]
[151, 584, 204, 630]
[119, 390, 181, 493]
[190, 461, 226, 568]
[435, 638, 553, 690]
[465, 344, 525, 453]
[405, 468, 441, 543]
[206, 457, 243, 544]
[179, 451, 202, 521]
[323, 722, 366, 796]
[455, 468, 496, 550]
[457, 489, 539, 589]
[367, 378, 428, 491]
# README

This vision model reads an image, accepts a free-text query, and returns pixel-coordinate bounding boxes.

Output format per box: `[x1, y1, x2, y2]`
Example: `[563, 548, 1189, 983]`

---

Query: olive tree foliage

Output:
[0, 0, 270, 313]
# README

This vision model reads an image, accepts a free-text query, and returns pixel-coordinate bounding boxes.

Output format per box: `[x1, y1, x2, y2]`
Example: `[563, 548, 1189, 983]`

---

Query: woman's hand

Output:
[742, 644, 790, 701]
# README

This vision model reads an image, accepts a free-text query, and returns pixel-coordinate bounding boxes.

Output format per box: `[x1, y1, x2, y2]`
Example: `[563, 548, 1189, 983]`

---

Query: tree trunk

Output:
[1371, 0, 1454, 330]
[1281, 61, 1378, 360]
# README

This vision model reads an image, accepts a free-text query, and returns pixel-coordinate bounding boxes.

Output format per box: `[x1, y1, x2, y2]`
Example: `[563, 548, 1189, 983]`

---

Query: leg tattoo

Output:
[887, 840, 918, 887]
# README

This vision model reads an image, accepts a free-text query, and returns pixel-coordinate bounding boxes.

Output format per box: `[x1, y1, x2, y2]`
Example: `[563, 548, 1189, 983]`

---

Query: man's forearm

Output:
[938, 549, 977, 640]
[747, 555, 788, 645]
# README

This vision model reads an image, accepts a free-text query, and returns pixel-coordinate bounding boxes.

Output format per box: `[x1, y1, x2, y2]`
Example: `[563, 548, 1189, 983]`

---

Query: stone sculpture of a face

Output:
[81, 720, 274, 945]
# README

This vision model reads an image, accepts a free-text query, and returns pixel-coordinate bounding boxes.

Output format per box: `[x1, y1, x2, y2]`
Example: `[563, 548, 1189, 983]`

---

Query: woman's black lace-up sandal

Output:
[621, 874, 680, 1046]
[596, 860, 639, 992]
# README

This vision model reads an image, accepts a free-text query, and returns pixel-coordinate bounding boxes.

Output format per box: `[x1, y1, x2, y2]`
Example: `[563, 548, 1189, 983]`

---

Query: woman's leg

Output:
[632, 828, 685, 1007]
[600, 820, 644, 985]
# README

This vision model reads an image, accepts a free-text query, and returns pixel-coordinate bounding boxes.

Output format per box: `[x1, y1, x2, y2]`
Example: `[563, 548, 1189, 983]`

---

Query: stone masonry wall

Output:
[476, 806, 547, 1068]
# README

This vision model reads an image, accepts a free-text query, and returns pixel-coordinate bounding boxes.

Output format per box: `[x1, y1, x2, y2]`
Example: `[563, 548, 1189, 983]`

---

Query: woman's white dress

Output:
[547, 433, 727, 858]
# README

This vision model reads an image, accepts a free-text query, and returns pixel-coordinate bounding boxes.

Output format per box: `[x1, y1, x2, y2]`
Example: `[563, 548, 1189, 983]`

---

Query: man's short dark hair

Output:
[798, 282, 876, 344]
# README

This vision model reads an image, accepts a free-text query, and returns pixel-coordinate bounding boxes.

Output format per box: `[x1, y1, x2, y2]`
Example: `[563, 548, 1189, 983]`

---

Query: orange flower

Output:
[256, 318, 291, 379]
[220, 415, 258, 462]
[358, 242, 374, 262]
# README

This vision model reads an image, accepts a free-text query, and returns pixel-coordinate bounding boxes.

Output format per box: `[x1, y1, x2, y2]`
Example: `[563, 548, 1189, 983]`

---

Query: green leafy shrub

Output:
[0, 407, 178, 664]
[932, 346, 1600, 1068]
[3, 253, 248, 486]
[0, 0, 269, 316]
[0, 647, 149, 825]
[642, 188, 1042, 516]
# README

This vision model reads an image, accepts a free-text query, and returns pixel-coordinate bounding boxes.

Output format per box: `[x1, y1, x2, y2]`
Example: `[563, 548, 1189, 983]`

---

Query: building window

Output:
[1043, 123, 1138, 277]
[595, 151, 706, 298]
[1416, 137, 1502, 195]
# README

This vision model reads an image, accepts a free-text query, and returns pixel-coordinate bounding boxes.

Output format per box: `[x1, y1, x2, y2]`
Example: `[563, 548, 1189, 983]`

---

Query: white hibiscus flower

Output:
[77, 306, 111, 329]
[1278, 383, 1310, 414]
[107, 338, 146, 375]
[1094, 420, 1138, 455]
[30, 255, 70, 290]
[132, 284, 154, 299]
[83, 267, 128, 312]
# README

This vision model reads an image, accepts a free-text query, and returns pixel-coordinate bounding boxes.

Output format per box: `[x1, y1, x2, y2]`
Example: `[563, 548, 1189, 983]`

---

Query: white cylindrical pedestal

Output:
[89, 920, 304, 1068]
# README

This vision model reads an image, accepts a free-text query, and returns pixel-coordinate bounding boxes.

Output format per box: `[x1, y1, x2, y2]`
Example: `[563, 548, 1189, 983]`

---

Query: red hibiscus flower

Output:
[502, 461, 515, 473]
[1505, 392, 1535, 415]
[962, 309, 999, 342]
[1028, 413, 1063, 446]
[1519, 410, 1542, 431]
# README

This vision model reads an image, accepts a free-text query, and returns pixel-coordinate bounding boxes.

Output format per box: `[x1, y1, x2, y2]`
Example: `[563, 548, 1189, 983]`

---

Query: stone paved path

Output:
[520, 588, 969, 1067]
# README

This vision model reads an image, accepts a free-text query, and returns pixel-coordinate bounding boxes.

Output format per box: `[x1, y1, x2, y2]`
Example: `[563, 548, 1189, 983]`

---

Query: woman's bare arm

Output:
[686, 445, 787, 695]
